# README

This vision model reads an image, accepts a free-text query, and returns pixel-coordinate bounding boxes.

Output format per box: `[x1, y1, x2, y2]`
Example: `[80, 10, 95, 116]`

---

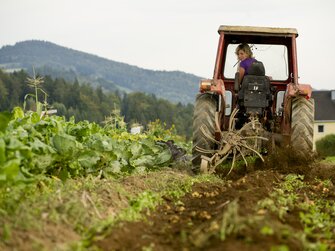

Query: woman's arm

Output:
[238, 67, 245, 84]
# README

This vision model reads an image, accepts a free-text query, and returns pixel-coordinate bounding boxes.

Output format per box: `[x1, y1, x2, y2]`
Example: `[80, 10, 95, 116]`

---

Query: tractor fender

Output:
[281, 82, 313, 136]
[198, 78, 226, 135]
[286, 83, 312, 99]
[199, 79, 225, 95]
[199, 78, 226, 113]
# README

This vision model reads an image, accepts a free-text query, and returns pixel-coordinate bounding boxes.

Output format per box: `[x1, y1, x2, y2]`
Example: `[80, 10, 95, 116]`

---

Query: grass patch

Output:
[194, 173, 335, 250]
[82, 172, 223, 249]
[0, 169, 223, 251]
[256, 174, 335, 250]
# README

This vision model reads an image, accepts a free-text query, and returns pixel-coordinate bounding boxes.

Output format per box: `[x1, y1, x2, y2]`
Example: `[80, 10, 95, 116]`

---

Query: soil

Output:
[2, 151, 335, 251]
[95, 154, 335, 251]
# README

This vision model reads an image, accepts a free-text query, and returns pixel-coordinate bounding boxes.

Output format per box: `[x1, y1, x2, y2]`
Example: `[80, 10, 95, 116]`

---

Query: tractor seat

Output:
[247, 61, 265, 76]
[238, 61, 271, 112]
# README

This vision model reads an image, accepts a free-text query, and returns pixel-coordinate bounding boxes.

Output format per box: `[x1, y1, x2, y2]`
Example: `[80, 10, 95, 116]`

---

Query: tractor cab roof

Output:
[218, 25, 298, 45]
[218, 25, 298, 38]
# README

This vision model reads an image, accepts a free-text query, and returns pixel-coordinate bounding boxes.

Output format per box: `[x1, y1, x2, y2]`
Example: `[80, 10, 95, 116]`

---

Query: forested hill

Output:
[0, 40, 201, 104]
[0, 69, 193, 138]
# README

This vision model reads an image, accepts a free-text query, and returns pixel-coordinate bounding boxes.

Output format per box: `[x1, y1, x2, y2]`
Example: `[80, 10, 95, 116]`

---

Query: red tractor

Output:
[192, 25, 314, 173]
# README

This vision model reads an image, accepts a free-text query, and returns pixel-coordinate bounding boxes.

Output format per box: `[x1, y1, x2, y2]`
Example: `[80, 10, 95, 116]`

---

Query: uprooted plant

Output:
[196, 108, 268, 175]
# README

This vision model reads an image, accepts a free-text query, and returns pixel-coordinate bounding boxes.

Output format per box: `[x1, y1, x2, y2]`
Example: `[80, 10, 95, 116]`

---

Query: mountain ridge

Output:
[0, 40, 201, 104]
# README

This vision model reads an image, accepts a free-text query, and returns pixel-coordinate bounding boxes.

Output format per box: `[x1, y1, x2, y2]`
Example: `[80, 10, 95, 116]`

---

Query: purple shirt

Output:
[240, 58, 256, 75]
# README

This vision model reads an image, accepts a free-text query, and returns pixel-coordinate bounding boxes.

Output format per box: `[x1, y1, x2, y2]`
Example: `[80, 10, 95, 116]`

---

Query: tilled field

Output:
[1, 155, 335, 251]
[95, 159, 335, 251]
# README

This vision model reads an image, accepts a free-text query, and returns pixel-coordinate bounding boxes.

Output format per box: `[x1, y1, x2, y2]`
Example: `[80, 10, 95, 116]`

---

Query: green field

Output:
[1, 109, 335, 251]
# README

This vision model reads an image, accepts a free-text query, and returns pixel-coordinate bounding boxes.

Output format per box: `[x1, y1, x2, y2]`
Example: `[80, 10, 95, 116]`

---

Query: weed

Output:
[257, 174, 306, 220]
[121, 191, 160, 221]
[299, 200, 335, 242]
[322, 156, 335, 163]
[1, 223, 11, 243]
[260, 225, 274, 236]
[141, 243, 155, 251]
[270, 245, 290, 251]
[220, 200, 245, 241]
[256, 173, 335, 250]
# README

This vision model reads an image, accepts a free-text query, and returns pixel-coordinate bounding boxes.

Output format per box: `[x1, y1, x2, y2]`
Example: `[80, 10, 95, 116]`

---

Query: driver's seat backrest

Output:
[238, 61, 271, 107]
[248, 61, 265, 76]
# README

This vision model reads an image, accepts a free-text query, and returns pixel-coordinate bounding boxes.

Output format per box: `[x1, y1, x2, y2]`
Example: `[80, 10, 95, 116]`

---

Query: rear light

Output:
[200, 80, 212, 92]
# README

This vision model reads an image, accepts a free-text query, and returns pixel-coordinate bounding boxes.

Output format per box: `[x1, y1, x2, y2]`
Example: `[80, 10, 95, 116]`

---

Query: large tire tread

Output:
[291, 97, 314, 155]
[192, 94, 218, 170]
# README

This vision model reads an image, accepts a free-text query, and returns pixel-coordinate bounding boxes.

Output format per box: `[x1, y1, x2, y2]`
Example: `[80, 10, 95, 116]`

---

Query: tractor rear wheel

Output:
[192, 93, 218, 172]
[290, 97, 314, 156]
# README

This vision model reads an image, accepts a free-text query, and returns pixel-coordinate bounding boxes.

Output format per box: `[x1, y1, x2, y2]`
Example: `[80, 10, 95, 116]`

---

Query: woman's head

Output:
[235, 43, 253, 61]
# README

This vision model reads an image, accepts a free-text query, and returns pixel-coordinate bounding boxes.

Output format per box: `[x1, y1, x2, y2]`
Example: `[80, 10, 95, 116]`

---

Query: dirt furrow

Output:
[95, 169, 285, 251]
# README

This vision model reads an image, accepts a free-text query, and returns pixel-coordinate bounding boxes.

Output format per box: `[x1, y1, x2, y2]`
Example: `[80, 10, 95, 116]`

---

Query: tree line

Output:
[0, 69, 193, 139]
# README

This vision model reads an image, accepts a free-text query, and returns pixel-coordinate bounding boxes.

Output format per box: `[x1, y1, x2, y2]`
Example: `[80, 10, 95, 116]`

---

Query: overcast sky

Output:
[0, 0, 334, 90]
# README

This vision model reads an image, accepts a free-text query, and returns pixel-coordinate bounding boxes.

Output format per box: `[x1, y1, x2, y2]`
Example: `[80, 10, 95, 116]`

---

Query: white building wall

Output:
[314, 121, 335, 148]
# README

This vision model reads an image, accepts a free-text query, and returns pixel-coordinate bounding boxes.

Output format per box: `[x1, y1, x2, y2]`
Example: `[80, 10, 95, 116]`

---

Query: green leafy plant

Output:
[220, 200, 245, 241]
[147, 119, 177, 141]
[0, 107, 178, 186]
[257, 174, 305, 220]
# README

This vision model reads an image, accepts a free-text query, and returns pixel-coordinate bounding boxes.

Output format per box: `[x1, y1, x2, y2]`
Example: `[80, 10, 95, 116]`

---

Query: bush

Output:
[315, 134, 335, 157]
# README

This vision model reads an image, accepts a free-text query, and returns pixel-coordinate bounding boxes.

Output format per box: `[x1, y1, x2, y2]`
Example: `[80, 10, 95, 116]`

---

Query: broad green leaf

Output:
[29, 138, 56, 154]
[18, 147, 33, 159]
[142, 139, 160, 154]
[78, 151, 100, 169]
[30, 112, 40, 123]
[89, 137, 114, 151]
[131, 155, 154, 167]
[20, 165, 34, 178]
[101, 139, 114, 151]
[52, 134, 81, 155]
[120, 158, 128, 166]
[130, 142, 142, 158]
[0, 159, 21, 181]
[109, 160, 121, 173]
[32, 154, 54, 171]
[12, 107, 24, 119]
[114, 148, 132, 160]
[155, 149, 172, 165]
[13, 126, 29, 141]
[7, 138, 29, 151]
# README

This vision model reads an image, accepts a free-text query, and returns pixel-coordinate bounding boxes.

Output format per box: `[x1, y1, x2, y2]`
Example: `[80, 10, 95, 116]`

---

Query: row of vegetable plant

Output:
[0, 107, 180, 186]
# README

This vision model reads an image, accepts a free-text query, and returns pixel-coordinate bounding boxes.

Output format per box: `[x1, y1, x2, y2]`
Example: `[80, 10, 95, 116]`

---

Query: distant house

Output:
[130, 123, 143, 134]
[312, 90, 335, 146]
